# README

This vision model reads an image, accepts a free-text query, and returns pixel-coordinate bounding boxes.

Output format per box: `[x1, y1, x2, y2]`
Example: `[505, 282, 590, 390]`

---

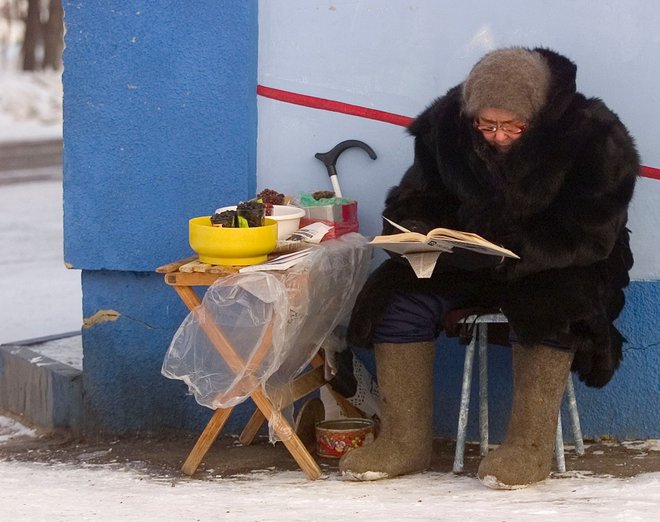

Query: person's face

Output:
[474, 108, 527, 154]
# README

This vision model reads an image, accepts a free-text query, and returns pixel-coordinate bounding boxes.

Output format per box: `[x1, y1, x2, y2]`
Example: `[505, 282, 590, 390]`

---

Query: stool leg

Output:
[554, 413, 566, 473]
[453, 331, 477, 473]
[478, 324, 489, 457]
[565, 375, 585, 456]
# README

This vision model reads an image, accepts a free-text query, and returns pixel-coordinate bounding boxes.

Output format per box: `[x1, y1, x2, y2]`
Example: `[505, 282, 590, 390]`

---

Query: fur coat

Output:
[347, 48, 639, 388]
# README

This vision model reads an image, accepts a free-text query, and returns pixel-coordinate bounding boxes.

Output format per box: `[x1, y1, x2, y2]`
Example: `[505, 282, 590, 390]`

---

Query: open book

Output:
[370, 217, 519, 278]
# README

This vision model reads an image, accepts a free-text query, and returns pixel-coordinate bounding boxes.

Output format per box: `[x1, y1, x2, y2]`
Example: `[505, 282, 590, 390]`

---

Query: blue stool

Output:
[452, 313, 585, 473]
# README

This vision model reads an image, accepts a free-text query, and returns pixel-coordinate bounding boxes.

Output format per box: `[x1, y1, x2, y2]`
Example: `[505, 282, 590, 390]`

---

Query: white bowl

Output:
[215, 204, 305, 240]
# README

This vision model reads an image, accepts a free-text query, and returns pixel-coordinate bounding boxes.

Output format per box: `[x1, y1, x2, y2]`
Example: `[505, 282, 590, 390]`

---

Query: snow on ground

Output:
[0, 416, 659, 522]
[0, 415, 36, 443]
[0, 413, 659, 521]
[2, 61, 660, 522]
[0, 461, 658, 522]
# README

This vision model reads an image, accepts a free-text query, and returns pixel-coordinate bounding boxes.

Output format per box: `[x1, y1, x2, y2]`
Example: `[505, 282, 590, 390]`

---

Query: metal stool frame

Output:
[452, 313, 585, 473]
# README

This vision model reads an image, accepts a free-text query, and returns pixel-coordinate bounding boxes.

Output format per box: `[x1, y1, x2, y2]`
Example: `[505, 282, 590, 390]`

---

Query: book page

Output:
[403, 252, 442, 278]
[369, 231, 428, 244]
[369, 240, 453, 255]
[382, 216, 412, 233]
[426, 236, 518, 258]
[428, 227, 488, 243]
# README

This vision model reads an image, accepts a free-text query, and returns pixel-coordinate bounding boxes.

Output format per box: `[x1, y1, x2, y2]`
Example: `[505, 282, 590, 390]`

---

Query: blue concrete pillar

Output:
[62, 1, 258, 434]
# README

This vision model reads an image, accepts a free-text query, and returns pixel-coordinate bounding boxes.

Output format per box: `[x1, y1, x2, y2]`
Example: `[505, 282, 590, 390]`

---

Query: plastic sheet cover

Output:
[162, 233, 371, 437]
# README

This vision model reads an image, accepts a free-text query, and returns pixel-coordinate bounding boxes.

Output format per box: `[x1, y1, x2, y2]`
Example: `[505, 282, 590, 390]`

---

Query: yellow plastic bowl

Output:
[189, 216, 278, 266]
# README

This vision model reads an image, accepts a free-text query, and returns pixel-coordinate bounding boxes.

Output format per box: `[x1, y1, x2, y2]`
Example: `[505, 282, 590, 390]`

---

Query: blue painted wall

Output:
[427, 281, 660, 443]
[62, 1, 658, 441]
[63, 1, 258, 271]
[62, 1, 259, 434]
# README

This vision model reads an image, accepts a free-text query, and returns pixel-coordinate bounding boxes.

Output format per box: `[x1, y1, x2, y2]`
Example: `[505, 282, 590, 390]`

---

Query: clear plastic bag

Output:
[162, 233, 372, 439]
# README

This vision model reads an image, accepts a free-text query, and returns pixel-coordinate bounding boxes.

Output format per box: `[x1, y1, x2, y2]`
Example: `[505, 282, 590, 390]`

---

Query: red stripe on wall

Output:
[257, 85, 414, 127]
[258, 84, 658, 180]
[641, 166, 660, 180]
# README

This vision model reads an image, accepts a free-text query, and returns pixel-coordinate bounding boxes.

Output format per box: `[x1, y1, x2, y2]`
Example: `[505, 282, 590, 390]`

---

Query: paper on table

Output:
[403, 252, 442, 278]
[238, 248, 313, 273]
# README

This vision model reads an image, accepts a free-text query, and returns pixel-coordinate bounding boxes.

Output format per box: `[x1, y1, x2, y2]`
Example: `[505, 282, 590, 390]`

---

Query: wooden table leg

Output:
[181, 406, 234, 476]
[251, 388, 322, 480]
[239, 409, 266, 445]
[240, 364, 327, 446]
[173, 284, 321, 479]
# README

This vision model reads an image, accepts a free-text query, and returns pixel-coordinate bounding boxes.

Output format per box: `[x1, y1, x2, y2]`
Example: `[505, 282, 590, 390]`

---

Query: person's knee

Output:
[372, 292, 449, 344]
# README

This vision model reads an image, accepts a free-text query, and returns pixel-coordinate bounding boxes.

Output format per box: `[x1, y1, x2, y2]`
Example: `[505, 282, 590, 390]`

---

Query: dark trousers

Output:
[371, 292, 452, 344]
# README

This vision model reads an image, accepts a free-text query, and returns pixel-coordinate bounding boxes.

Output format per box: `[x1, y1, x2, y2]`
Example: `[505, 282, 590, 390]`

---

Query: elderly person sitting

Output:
[341, 47, 639, 489]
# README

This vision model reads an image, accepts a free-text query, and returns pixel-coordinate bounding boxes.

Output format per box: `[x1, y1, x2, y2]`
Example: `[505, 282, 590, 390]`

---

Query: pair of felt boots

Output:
[339, 341, 574, 489]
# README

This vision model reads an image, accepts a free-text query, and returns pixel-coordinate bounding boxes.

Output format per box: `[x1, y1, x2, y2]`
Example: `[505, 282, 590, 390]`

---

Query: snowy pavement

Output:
[1, 412, 660, 521]
[0, 429, 658, 521]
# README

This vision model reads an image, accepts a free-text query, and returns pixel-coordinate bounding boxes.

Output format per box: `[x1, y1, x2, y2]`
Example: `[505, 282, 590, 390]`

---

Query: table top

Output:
[156, 241, 315, 286]
[157, 256, 240, 286]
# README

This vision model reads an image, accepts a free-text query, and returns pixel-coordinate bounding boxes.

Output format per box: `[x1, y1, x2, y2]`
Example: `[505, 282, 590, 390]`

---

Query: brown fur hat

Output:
[462, 47, 551, 121]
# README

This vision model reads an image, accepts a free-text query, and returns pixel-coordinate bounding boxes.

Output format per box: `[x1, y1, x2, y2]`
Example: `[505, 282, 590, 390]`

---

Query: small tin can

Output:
[315, 418, 376, 458]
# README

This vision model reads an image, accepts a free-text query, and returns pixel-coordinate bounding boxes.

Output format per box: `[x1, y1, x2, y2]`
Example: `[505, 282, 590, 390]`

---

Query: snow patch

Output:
[341, 469, 389, 481]
[0, 415, 37, 443]
[0, 68, 62, 141]
[622, 439, 660, 452]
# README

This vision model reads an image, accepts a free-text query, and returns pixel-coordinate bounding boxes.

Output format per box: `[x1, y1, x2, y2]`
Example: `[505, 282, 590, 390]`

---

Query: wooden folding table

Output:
[157, 255, 363, 480]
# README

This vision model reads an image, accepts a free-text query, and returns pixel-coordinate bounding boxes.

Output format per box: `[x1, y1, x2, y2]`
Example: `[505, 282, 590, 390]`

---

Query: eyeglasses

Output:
[474, 120, 527, 135]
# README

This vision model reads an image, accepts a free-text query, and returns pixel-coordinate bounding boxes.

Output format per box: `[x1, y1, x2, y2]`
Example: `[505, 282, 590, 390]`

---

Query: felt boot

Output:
[477, 344, 574, 489]
[339, 341, 435, 481]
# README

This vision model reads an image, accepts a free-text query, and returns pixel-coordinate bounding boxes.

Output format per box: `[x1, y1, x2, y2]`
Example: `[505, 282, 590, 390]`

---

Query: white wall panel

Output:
[258, 0, 660, 279]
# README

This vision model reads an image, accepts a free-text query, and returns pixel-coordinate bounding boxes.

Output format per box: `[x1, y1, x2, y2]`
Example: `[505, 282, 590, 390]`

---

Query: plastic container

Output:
[189, 216, 277, 265]
[267, 205, 306, 239]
